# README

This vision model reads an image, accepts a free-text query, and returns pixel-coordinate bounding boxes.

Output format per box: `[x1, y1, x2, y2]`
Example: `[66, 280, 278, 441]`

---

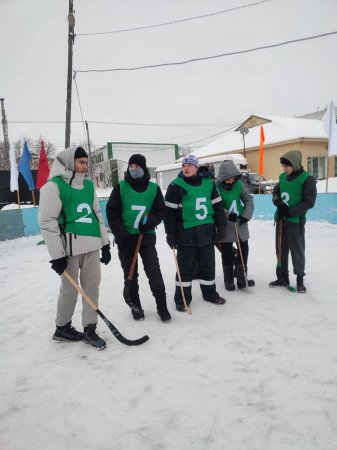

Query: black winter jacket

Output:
[106, 171, 165, 245]
[164, 171, 226, 247]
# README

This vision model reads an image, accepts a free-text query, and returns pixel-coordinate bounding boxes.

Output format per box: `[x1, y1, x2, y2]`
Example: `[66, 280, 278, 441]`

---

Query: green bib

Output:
[275, 171, 311, 223]
[218, 180, 244, 216]
[173, 177, 215, 229]
[120, 180, 157, 234]
[50, 177, 101, 237]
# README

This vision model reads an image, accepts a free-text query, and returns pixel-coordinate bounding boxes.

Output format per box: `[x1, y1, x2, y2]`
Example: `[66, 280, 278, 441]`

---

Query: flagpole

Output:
[17, 190, 21, 209]
[32, 190, 36, 207]
[326, 102, 332, 193]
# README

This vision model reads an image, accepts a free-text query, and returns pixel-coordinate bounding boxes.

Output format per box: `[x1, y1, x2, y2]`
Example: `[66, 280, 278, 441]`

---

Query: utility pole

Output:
[65, 0, 75, 149]
[0, 98, 10, 166]
[85, 121, 94, 179]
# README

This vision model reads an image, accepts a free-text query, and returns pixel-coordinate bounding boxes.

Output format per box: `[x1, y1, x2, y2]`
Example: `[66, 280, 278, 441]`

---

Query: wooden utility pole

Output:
[65, 0, 75, 149]
[85, 121, 94, 179]
[0, 98, 10, 165]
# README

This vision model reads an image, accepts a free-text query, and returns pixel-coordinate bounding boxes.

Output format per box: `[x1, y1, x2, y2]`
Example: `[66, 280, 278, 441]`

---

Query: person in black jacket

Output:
[106, 154, 171, 322]
[164, 154, 227, 311]
[269, 150, 317, 293]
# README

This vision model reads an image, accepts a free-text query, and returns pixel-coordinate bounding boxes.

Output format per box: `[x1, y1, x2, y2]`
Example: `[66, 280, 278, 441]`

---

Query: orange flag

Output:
[259, 126, 265, 176]
[36, 141, 50, 189]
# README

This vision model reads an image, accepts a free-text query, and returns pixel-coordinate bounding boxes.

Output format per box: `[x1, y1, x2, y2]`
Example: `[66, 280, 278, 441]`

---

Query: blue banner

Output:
[18, 141, 35, 190]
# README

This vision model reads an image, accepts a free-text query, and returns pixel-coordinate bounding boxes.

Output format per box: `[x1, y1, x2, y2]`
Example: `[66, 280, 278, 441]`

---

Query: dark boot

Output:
[52, 322, 84, 342]
[131, 308, 145, 321]
[269, 272, 290, 288]
[297, 276, 306, 293]
[223, 264, 235, 291]
[157, 306, 172, 323]
[236, 265, 247, 289]
[83, 324, 106, 350]
[204, 293, 226, 305]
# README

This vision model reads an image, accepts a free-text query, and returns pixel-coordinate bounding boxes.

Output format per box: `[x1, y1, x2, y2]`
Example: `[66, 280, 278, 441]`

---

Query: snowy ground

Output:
[1, 220, 337, 450]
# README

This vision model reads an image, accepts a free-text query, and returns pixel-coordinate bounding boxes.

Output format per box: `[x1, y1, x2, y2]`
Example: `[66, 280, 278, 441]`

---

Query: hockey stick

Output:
[234, 223, 249, 289]
[172, 248, 192, 315]
[123, 233, 144, 313]
[276, 220, 296, 293]
[63, 271, 149, 346]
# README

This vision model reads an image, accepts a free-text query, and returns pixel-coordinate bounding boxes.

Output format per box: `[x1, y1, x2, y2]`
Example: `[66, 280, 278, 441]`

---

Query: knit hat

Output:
[280, 157, 292, 167]
[128, 153, 147, 172]
[182, 154, 199, 168]
[74, 147, 88, 159]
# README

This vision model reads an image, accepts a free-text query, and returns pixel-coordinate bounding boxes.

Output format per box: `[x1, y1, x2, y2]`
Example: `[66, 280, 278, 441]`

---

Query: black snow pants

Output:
[275, 220, 305, 278]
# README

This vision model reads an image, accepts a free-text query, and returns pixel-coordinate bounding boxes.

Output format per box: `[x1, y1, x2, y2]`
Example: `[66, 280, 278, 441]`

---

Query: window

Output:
[307, 157, 326, 180]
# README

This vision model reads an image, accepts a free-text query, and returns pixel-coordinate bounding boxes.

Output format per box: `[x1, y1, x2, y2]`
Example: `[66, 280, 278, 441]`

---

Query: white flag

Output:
[322, 101, 337, 156]
[10, 143, 19, 192]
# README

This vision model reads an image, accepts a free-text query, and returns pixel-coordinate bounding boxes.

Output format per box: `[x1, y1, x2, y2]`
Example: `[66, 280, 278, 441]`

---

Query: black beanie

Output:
[280, 157, 292, 167]
[128, 154, 147, 172]
[74, 147, 88, 159]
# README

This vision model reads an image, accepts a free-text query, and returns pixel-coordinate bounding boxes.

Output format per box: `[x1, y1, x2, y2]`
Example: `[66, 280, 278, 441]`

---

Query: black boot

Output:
[52, 322, 84, 342]
[223, 265, 235, 291]
[269, 272, 290, 288]
[297, 276, 306, 293]
[157, 306, 172, 323]
[83, 324, 106, 350]
[236, 265, 247, 289]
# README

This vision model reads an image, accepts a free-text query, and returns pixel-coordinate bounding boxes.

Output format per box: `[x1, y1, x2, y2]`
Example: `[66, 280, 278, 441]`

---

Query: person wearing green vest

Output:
[106, 154, 171, 323]
[164, 154, 227, 310]
[269, 150, 317, 293]
[216, 160, 255, 290]
[39, 146, 111, 350]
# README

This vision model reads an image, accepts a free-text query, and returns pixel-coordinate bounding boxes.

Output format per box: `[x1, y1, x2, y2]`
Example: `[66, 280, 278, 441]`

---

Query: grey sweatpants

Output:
[275, 221, 305, 277]
[56, 250, 101, 327]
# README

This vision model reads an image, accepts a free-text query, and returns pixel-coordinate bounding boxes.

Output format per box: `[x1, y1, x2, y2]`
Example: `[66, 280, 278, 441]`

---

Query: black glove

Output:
[239, 216, 249, 225]
[166, 234, 176, 249]
[228, 212, 238, 222]
[277, 202, 291, 218]
[215, 226, 226, 244]
[50, 256, 68, 275]
[138, 216, 155, 233]
[100, 244, 111, 265]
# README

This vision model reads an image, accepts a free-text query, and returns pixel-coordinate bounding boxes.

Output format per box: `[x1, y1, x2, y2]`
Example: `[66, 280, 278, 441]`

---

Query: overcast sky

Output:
[1, 0, 337, 151]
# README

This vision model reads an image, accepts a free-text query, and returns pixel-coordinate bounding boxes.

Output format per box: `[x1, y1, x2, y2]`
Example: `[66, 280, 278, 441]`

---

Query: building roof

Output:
[195, 115, 328, 158]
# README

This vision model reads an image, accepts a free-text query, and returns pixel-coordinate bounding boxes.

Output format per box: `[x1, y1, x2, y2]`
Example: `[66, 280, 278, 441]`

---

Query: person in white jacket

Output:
[39, 146, 111, 350]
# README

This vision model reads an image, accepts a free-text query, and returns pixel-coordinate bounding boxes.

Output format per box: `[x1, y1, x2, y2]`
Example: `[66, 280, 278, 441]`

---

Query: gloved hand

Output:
[239, 216, 249, 225]
[50, 256, 68, 275]
[228, 212, 238, 222]
[166, 234, 177, 249]
[100, 244, 111, 265]
[277, 202, 291, 218]
[138, 216, 155, 233]
[215, 226, 226, 244]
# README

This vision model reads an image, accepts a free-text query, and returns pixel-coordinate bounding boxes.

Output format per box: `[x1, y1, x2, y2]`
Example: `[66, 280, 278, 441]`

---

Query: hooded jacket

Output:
[38, 146, 109, 259]
[216, 160, 254, 242]
[273, 150, 317, 222]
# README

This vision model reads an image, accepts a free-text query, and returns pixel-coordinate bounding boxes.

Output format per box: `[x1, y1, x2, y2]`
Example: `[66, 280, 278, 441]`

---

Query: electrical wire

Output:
[77, 0, 272, 36]
[182, 124, 239, 146]
[74, 30, 337, 73]
[8, 120, 233, 127]
[73, 73, 89, 140]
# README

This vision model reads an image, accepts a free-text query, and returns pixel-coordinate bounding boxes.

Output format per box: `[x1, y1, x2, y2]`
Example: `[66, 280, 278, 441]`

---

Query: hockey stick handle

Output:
[234, 223, 249, 288]
[64, 270, 98, 311]
[127, 233, 143, 281]
[172, 248, 192, 315]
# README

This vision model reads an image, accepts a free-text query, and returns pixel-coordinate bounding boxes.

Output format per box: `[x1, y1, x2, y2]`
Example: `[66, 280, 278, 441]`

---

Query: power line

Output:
[182, 124, 239, 146]
[74, 30, 337, 73]
[7, 120, 234, 127]
[76, 0, 272, 36]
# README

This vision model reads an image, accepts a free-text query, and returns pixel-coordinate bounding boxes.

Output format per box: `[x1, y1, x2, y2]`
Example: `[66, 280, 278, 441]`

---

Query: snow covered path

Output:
[1, 221, 337, 450]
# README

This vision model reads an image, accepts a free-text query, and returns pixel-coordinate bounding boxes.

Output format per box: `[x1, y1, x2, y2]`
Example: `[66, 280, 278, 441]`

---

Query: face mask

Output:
[129, 167, 144, 179]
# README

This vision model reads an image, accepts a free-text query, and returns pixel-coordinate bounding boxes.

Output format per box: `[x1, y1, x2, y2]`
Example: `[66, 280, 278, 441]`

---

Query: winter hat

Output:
[74, 147, 88, 159]
[280, 157, 292, 167]
[128, 154, 147, 172]
[182, 154, 199, 168]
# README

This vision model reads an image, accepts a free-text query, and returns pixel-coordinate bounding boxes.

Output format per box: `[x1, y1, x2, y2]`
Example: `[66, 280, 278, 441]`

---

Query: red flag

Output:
[36, 141, 50, 189]
[259, 126, 265, 176]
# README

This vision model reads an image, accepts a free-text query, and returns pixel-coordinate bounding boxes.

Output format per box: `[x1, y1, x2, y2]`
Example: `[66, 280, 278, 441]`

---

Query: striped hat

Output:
[182, 154, 199, 168]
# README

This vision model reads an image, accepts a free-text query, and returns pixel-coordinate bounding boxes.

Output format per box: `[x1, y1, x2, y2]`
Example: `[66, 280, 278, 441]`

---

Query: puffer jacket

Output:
[38, 146, 109, 260]
[216, 160, 254, 242]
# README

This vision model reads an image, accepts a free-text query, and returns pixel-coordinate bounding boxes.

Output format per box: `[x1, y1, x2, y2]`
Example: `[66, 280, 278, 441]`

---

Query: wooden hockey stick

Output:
[172, 248, 192, 315]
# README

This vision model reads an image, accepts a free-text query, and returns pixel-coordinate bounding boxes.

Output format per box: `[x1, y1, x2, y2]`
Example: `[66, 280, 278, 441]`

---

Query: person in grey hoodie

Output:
[216, 160, 254, 290]
[39, 146, 111, 350]
[269, 150, 317, 293]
